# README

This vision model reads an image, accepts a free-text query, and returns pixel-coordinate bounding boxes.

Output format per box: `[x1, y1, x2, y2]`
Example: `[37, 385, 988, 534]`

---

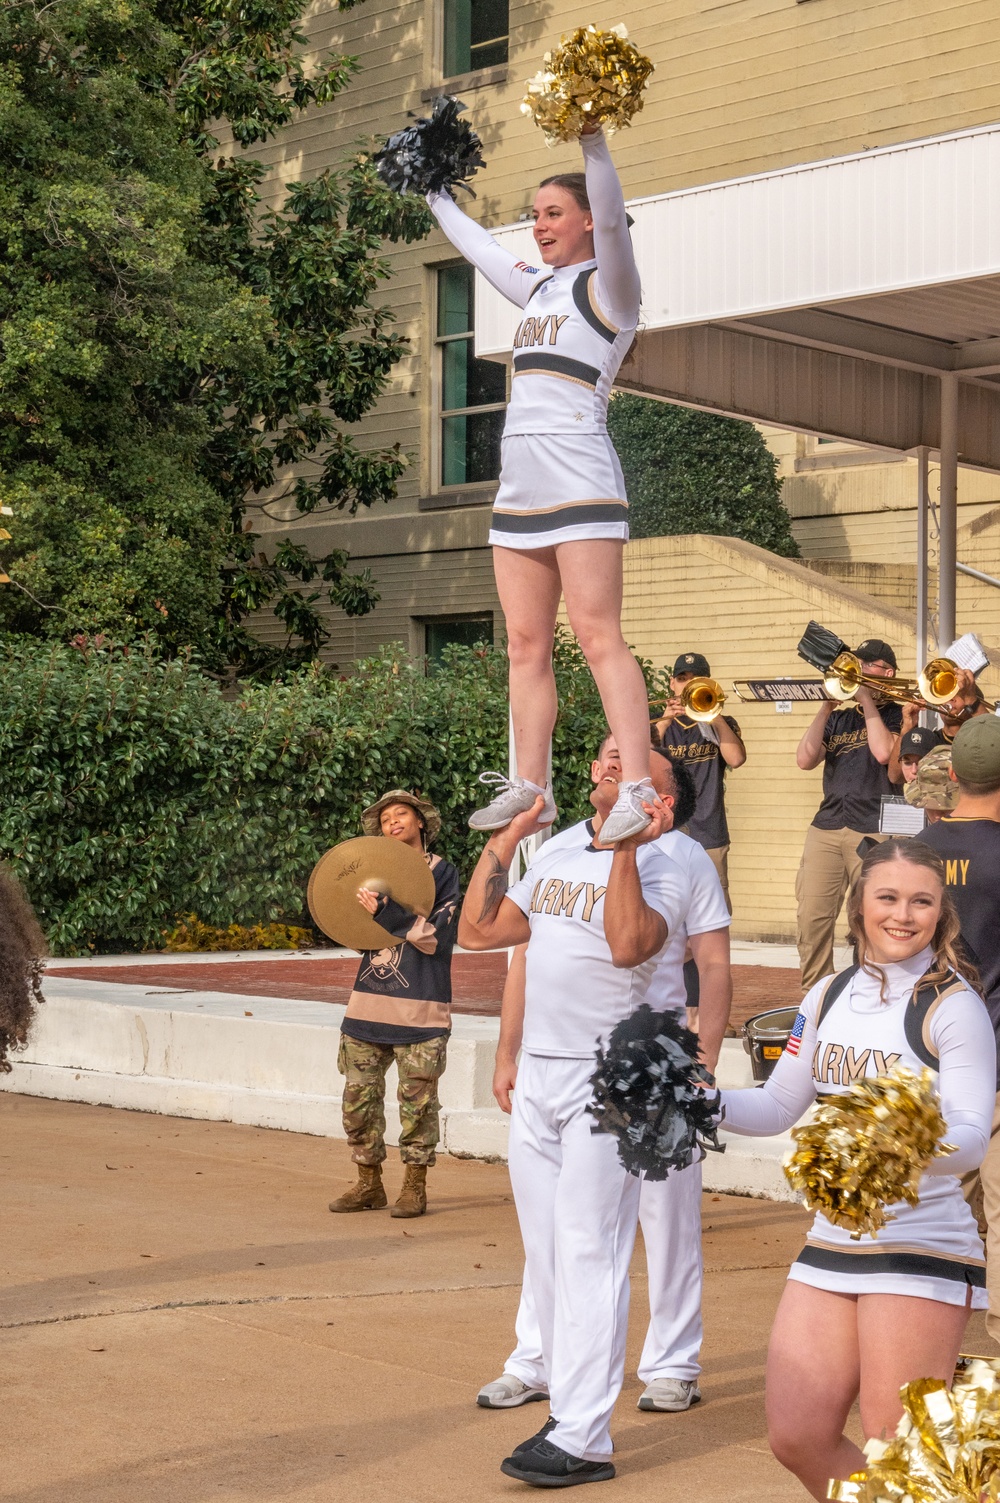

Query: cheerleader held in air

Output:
[427, 128, 654, 843]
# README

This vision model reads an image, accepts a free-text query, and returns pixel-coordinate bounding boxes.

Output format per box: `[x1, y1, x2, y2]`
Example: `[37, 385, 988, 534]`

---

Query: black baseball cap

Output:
[900, 728, 938, 759]
[672, 652, 711, 678]
[855, 638, 897, 670]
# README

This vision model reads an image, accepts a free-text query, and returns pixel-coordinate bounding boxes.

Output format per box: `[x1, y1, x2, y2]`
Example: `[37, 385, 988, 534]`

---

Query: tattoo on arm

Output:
[478, 850, 508, 924]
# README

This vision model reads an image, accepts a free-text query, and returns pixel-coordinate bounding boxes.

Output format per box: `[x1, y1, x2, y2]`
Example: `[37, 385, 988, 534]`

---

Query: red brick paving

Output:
[728, 966, 803, 1029]
[55, 955, 803, 1030]
[54, 954, 509, 1017]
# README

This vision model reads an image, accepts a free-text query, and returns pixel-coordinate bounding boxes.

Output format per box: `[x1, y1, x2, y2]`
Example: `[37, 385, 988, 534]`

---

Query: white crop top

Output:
[427, 132, 640, 437]
[721, 948, 996, 1178]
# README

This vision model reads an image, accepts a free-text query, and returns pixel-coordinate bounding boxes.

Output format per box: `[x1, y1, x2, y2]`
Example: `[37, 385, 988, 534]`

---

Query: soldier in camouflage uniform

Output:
[330, 790, 460, 1219]
[904, 745, 959, 822]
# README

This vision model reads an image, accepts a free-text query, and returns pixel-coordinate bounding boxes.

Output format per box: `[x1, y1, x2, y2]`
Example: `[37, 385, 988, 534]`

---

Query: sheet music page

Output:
[943, 633, 989, 675]
[879, 796, 925, 835]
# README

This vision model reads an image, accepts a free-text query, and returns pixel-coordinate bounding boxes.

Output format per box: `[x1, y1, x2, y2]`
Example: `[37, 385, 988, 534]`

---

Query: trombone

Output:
[652, 657, 977, 721]
[728, 655, 970, 709]
[820, 652, 961, 708]
[649, 677, 728, 724]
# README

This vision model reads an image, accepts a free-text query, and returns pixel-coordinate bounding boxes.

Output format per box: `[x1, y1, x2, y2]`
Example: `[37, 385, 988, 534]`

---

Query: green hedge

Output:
[0, 636, 666, 954]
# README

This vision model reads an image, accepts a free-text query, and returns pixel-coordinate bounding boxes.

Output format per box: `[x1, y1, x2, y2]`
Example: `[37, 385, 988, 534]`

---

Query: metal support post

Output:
[938, 374, 959, 649]
[916, 446, 929, 673]
[915, 447, 932, 728]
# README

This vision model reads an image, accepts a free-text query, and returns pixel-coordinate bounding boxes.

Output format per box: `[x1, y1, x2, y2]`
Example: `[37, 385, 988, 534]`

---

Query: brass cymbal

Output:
[307, 836, 436, 952]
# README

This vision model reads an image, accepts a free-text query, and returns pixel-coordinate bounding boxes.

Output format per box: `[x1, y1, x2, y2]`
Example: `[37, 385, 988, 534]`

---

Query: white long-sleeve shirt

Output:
[721, 949, 996, 1262]
[427, 132, 639, 437]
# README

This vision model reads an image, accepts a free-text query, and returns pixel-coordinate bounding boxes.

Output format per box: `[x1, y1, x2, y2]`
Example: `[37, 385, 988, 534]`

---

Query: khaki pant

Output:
[964, 1093, 1000, 1345]
[795, 825, 887, 991]
[705, 845, 731, 915]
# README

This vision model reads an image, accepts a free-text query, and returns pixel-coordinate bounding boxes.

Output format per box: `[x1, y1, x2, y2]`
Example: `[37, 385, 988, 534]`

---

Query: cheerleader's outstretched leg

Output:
[558, 539, 654, 843]
[468, 546, 560, 833]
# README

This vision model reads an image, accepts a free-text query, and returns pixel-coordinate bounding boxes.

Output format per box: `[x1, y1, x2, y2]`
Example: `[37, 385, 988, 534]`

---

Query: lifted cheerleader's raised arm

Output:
[427, 129, 655, 844]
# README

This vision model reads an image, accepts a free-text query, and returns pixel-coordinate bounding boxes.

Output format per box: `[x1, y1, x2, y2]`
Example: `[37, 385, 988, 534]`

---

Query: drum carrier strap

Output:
[816, 963, 965, 1072]
[816, 964, 858, 1026]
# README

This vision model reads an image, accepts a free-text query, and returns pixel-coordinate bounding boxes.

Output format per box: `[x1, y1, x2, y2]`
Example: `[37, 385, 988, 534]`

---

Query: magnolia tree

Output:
[0, 0, 431, 671]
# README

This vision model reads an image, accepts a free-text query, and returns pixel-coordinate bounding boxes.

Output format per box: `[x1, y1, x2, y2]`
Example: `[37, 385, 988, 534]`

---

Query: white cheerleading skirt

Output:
[786, 1180, 988, 1308]
[489, 433, 629, 551]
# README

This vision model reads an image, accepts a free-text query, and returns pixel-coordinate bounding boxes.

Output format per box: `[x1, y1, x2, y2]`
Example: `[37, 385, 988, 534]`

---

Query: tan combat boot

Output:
[391, 1164, 427, 1219]
[329, 1164, 387, 1213]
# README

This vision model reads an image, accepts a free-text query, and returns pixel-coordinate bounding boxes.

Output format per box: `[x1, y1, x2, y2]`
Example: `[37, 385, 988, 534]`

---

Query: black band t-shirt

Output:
[811, 701, 903, 834]
[918, 818, 1000, 1057]
[656, 713, 741, 850]
[341, 855, 460, 1046]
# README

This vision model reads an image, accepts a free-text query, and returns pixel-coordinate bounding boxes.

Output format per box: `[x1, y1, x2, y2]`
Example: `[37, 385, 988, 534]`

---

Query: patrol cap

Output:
[855, 638, 898, 670]
[900, 727, 939, 759]
[951, 714, 1000, 785]
[904, 746, 958, 811]
[671, 652, 711, 678]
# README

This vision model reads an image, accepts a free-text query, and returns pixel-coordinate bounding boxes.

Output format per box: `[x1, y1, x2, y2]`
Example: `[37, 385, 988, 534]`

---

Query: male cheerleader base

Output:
[481, 778, 731, 1415]
[458, 762, 691, 1486]
[428, 132, 655, 845]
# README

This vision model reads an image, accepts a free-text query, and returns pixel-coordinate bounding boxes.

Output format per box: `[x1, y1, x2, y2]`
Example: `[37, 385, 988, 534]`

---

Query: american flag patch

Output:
[515, 261, 541, 273]
[784, 1011, 807, 1058]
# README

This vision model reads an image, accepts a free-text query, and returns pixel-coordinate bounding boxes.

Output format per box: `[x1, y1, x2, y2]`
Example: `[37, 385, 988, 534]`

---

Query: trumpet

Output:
[649, 677, 727, 724]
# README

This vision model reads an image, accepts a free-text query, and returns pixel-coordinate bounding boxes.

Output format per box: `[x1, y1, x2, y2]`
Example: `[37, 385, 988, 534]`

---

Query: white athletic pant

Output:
[636, 1160, 704, 1382]
[506, 1159, 704, 1390]
[507, 1053, 641, 1462]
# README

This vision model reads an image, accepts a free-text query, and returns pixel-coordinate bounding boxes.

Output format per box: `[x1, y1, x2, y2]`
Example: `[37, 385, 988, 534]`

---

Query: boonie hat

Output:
[900, 728, 939, 759]
[361, 789, 442, 843]
[672, 652, 711, 678]
[904, 747, 958, 812]
[855, 638, 898, 671]
[951, 715, 1000, 785]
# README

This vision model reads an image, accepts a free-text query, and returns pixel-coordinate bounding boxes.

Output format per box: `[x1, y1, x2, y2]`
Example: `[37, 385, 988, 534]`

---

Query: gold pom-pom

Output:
[521, 24, 654, 147]
[829, 1358, 1000, 1503]
[784, 1067, 954, 1240]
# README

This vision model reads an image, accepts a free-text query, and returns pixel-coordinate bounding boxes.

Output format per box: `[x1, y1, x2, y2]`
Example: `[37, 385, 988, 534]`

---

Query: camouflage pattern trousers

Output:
[337, 1033, 449, 1167]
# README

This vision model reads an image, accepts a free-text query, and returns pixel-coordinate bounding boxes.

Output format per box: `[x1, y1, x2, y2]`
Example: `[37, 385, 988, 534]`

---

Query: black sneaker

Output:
[512, 1417, 558, 1455]
[500, 1437, 615, 1487]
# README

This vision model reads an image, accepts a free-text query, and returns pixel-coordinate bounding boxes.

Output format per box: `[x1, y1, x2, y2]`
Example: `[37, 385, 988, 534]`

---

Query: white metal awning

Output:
[474, 120, 1000, 470]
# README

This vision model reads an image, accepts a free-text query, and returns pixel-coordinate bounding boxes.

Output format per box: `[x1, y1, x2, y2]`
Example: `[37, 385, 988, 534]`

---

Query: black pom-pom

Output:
[374, 95, 486, 199]
[587, 1006, 724, 1181]
[797, 620, 848, 673]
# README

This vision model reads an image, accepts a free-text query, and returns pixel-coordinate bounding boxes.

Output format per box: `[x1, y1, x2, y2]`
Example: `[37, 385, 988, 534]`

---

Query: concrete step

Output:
[1, 973, 803, 1201]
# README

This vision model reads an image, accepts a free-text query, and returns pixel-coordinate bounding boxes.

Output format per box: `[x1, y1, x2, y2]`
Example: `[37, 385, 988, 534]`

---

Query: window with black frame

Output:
[443, 0, 508, 78]
[436, 263, 506, 489]
[424, 614, 494, 671]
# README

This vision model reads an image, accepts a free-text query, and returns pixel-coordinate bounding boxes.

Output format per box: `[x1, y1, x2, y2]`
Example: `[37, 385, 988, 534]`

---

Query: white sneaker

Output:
[598, 779, 656, 844]
[637, 1377, 701, 1412]
[468, 773, 556, 832]
[477, 1372, 550, 1409]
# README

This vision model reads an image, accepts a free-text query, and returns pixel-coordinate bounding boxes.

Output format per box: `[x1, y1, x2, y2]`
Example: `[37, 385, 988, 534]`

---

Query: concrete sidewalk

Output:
[3, 1095, 986, 1503]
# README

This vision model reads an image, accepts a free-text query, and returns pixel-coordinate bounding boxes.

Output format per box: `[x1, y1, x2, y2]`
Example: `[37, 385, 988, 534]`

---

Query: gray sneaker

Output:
[598, 779, 656, 844]
[637, 1377, 701, 1412]
[477, 1372, 550, 1409]
[468, 773, 556, 832]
